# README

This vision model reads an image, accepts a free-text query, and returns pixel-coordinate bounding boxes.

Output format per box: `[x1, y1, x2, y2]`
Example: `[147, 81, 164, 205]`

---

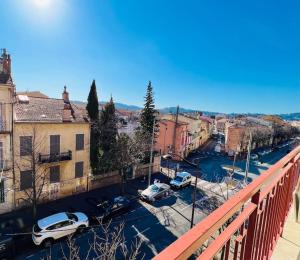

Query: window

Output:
[20, 136, 32, 156]
[50, 135, 60, 155]
[0, 180, 4, 203]
[50, 166, 60, 183]
[75, 162, 84, 178]
[76, 134, 84, 150]
[20, 170, 32, 190]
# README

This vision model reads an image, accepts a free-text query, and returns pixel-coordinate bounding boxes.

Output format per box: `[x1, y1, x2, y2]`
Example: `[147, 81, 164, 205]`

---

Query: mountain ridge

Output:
[72, 101, 300, 121]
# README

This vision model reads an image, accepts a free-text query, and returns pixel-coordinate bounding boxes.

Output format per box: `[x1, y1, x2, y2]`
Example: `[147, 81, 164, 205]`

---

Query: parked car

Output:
[264, 149, 272, 154]
[258, 151, 266, 156]
[250, 154, 258, 160]
[170, 172, 192, 189]
[32, 212, 89, 247]
[140, 183, 170, 202]
[95, 196, 131, 221]
[0, 227, 14, 259]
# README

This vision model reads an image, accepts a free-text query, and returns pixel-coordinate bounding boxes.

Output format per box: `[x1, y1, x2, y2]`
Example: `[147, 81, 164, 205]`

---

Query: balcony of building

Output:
[0, 120, 10, 133]
[0, 159, 12, 171]
[154, 146, 300, 260]
[38, 150, 72, 164]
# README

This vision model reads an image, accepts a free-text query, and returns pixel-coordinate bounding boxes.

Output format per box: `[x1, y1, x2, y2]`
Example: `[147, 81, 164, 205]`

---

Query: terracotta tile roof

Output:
[199, 116, 213, 124]
[14, 96, 89, 123]
[116, 109, 133, 117]
[16, 91, 49, 98]
[160, 118, 188, 126]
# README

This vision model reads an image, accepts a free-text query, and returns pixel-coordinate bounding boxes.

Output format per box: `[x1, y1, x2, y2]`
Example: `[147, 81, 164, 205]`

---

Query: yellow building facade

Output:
[0, 49, 14, 214]
[0, 50, 91, 213]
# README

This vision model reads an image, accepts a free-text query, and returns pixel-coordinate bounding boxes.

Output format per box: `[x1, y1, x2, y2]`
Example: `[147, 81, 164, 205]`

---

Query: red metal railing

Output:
[154, 146, 300, 260]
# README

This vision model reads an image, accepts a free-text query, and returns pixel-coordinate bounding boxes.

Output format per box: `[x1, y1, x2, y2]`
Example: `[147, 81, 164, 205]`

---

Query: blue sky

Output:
[0, 0, 299, 114]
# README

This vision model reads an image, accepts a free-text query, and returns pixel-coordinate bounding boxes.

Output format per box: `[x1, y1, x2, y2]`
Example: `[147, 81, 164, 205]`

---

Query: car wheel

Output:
[77, 225, 86, 234]
[42, 238, 54, 248]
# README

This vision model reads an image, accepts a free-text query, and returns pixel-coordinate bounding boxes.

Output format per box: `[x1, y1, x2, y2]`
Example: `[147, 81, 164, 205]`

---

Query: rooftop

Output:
[14, 95, 88, 123]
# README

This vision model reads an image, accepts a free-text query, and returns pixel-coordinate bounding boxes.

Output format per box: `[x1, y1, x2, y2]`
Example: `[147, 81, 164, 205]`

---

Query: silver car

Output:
[141, 183, 170, 202]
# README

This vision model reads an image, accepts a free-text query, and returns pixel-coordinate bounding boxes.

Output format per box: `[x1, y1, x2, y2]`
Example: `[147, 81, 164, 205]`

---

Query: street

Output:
[2, 139, 294, 260]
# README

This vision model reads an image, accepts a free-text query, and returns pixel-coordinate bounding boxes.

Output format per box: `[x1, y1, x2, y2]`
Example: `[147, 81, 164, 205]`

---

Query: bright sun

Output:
[34, 0, 51, 7]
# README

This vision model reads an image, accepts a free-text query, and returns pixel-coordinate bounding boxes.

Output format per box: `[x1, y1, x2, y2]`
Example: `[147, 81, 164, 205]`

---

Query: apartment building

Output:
[0, 50, 90, 213]
[0, 49, 14, 213]
[154, 119, 189, 158]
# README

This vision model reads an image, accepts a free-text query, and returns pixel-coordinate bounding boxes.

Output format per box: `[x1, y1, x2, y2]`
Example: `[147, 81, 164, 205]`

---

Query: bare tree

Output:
[15, 125, 49, 219]
[115, 132, 151, 194]
[45, 220, 144, 260]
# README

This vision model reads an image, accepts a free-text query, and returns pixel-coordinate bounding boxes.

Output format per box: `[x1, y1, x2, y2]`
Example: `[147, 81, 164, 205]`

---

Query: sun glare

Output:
[34, 0, 51, 7]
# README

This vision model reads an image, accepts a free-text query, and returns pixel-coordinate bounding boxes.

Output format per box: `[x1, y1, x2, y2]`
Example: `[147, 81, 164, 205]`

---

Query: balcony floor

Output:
[271, 203, 300, 260]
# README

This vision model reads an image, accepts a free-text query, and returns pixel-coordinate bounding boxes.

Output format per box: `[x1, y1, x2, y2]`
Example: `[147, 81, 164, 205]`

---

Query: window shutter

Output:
[76, 134, 84, 150]
[20, 170, 33, 190]
[20, 136, 32, 156]
[50, 166, 60, 183]
[75, 162, 84, 178]
[0, 180, 4, 203]
[50, 135, 60, 155]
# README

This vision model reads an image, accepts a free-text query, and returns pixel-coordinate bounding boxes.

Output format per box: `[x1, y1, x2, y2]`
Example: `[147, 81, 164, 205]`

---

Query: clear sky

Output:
[0, 0, 299, 114]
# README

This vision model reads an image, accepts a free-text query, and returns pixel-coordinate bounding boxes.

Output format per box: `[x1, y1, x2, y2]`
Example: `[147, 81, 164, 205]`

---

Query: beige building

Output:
[0, 50, 90, 213]
[0, 49, 14, 213]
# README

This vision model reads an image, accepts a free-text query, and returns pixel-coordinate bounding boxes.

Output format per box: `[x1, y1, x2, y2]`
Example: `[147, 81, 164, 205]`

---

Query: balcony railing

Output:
[0, 120, 10, 133]
[154, 146, 300, 260]
[38, 150, 72, 164]
[0, 160, 11, 171]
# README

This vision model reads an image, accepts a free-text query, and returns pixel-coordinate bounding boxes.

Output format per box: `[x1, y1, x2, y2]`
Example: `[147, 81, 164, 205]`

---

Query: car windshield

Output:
[66, 213, 78, 222]
[174, 176, 183, 182]
[149, 185, 159, 192]
[33, 224, 42, 233]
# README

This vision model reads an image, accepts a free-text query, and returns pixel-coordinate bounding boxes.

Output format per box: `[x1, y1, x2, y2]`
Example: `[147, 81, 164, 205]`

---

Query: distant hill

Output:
[72, 100, 300, 121]
[279, 113, 300, 121]
[72, 100, 141, 111]
[158, 106, 219, 116]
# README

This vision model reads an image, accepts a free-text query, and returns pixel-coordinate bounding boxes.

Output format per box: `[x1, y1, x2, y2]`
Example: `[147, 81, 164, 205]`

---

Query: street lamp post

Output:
[148, 112, 159, 187]
[163, 152, 201, 229]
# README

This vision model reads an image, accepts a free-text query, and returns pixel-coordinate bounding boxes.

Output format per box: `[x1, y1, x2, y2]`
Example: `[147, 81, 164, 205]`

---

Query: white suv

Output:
[32, 212, 89, 247]
[170, 172, 192, 189]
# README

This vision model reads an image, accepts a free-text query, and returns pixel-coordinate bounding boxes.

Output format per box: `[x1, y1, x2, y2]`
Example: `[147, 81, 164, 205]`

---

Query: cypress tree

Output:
[86, 80, 100, 173]
[140, 81, 158, 135]
[86, 80, 99, 120]
[98, 96, 118, 173]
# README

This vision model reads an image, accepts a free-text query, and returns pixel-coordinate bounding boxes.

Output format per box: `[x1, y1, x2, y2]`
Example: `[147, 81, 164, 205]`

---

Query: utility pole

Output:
[148, 117, 156, 187]
[245, 131, 252, 184]
[172, 105, 179, 153]
[190, 171, 199, 228]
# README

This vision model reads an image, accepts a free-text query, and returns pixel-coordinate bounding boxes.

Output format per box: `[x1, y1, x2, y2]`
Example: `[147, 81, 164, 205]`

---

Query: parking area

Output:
[2, 138, 297, 259]
[17, 182, 215, 260]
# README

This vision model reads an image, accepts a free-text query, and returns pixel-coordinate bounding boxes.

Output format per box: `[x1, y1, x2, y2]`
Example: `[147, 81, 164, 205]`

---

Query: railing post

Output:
[243, 190, 260, 260]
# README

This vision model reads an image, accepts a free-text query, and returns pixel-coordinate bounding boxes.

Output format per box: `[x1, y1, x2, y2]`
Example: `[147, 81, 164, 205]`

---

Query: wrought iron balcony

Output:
[0, 120, 10, 133]
[0, 160, 11, 171]
[38, 150, 72, 164]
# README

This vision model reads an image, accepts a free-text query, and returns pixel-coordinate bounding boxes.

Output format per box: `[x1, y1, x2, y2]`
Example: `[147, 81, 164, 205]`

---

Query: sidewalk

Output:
[271, 203, 300, 260]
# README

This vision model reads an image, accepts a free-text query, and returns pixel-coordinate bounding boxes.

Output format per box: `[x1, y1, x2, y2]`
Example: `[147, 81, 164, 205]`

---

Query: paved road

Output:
[6, 138, 296, 259]
[162, 139, 294, 183]
[19, 185, 210, 260]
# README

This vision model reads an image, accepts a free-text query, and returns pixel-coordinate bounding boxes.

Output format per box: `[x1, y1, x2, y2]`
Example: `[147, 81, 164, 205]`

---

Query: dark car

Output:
[94, 196, 131, 221]
[0, 227, 14, 259]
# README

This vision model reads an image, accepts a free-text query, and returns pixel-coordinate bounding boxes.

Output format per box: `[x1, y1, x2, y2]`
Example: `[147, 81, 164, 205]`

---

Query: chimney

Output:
[62, 103, 72, 122]
[62, 85, 69, 103]
[1, 49, 11, 74]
